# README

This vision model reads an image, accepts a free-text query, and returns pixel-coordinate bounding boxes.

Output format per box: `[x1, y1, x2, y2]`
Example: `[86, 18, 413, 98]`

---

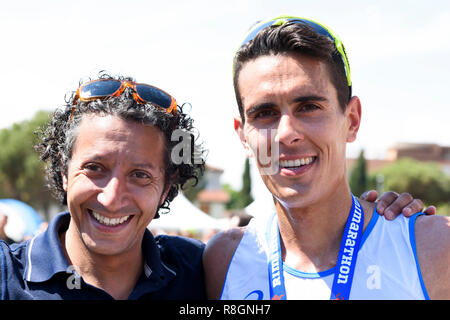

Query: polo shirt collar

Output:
[23, 212, 176, 293]
[139, 224, 178, 286]
[23, 212, 71, 282]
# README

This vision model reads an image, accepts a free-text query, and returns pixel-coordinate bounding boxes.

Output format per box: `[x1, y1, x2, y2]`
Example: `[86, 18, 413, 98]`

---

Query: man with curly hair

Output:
[0, 75, 206, 300]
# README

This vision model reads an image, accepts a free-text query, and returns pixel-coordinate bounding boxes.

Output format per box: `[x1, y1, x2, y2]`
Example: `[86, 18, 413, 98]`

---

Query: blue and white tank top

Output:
[220, 210, 428, 300]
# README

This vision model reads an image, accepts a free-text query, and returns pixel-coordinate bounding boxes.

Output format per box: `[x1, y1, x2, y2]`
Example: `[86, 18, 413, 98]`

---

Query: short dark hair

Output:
[233, 22, 350, 121]
[35, 74, 206, 218]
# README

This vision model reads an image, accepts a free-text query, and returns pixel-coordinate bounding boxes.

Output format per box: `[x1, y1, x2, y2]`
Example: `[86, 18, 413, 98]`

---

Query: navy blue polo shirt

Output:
[0, 212, 206, 300]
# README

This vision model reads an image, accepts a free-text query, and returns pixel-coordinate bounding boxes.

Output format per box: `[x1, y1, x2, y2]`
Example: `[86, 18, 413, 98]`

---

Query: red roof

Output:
[197, 190, 230, 203]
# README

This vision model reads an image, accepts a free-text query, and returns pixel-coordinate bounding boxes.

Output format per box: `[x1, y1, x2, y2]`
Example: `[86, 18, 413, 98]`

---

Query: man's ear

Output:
[345, 96, 362, 143]
[234, 117, 253, 158]
[62, 173, 68, 192]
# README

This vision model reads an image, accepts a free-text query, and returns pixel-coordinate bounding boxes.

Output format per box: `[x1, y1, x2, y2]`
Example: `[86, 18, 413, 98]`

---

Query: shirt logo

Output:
[244, 290, 264, 300]
[332, 293, 344, 300]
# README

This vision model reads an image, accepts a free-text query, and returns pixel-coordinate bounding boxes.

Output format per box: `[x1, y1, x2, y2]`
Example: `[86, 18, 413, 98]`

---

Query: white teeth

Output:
[280, 157, 314, 168]
[91, 211, 130, 227]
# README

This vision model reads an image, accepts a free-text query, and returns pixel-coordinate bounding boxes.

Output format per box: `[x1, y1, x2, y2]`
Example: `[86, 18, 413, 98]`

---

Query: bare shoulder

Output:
[203, 227, 246, 300]
[415, 214, 450, 299]
[415, 214, 450, 252]
[203, 227, 246, 269]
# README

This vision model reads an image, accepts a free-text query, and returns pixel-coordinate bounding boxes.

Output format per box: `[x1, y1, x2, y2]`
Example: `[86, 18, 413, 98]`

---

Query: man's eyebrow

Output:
[81, 154, 156, 170]
[292, 95, 328, 103]
[83, 154, 106, 162]
[133, 163, 156, 170]
[245, 102, 277, 117]
[245, 95, 328, 117]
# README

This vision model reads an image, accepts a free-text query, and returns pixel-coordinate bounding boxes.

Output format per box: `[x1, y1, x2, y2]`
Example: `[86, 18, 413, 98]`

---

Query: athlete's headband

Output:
[234, 15, 352, 97]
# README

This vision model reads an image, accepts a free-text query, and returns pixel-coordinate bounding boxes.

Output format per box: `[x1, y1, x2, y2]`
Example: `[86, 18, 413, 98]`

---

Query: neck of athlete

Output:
[275, 183, 357, 273]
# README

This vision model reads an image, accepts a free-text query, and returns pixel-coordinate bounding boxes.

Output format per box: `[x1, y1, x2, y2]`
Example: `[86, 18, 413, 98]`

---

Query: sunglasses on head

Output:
[73, 79, 177, 115]
[236, 15, 352, 93]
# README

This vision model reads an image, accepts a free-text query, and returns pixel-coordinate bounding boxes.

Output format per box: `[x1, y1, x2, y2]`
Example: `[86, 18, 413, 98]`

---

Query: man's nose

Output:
[275, 114, 304, 146]
[97, 175, 129, 211]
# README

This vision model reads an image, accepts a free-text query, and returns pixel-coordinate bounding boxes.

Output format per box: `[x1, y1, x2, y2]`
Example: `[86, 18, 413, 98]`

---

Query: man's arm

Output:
[361, 190, 436, 220]
[203, 227, 245, 300]
[415, 214, 450, 299]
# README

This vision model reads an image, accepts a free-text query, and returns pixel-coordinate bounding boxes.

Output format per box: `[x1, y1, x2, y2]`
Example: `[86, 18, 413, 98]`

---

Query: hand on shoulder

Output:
[203, 227, 246, 300]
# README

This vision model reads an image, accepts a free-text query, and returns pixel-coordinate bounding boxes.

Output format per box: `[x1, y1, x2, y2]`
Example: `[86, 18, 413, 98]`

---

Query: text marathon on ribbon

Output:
[336, 199, 362, 284]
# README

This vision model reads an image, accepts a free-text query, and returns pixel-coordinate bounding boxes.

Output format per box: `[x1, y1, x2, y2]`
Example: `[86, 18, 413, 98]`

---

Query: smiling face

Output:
[62, 114, 169, 256]
[235, 53, 361, 209]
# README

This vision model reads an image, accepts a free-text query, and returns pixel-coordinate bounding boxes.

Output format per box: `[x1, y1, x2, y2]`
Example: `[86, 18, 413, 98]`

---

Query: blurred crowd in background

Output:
[0, 199, 48, 244]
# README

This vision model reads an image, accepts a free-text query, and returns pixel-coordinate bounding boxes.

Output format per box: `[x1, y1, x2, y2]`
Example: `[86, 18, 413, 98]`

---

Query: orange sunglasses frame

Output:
[73, 79, 177, 115]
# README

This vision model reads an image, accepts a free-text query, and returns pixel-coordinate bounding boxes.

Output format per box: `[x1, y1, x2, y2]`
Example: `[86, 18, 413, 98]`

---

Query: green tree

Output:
[239, 158, 254, 208]
[182, 174, 206, 203]
[349, 150, 367, 197]
[0, 111, 55, 219]
[223, 183, 241, 210]
[369, 158, 450, 208]
[225, 158, 254, 210]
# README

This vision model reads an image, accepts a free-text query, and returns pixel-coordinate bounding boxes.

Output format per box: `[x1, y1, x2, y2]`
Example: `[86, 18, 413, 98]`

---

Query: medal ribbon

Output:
[267, 194, 364, 300]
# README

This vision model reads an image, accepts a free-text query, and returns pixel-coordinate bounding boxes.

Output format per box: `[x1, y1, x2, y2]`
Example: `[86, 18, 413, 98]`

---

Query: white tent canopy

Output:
[148, 193, 228, 232]
[244, 185, 276, 220]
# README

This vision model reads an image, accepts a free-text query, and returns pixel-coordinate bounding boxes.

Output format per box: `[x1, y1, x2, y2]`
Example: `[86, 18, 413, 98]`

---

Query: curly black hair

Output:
[35, 74, 206, 218]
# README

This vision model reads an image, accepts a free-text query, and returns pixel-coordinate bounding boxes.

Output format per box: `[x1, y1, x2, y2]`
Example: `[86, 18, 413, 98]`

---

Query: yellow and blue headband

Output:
[235, 15, 352, 92]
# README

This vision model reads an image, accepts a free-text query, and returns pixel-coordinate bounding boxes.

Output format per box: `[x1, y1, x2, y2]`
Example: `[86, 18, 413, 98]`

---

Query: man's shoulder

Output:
[203, 227, 247, 299]
[415, 214, 450, 299]
[151, 234, 207, 299]
[203, 227, 247, 275]
[155, 234, 205, 273]
[415, 214, 450, 251]
[415, 214, 450, 247]
[204, 227, 246, 262]
[156, 234, 205, 252]
[0, 239, 30, 299]
[0, 239, 29, 266]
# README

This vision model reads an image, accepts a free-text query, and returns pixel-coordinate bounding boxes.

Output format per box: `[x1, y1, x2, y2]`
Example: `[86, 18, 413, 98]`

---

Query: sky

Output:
[1, 0, 449, 195]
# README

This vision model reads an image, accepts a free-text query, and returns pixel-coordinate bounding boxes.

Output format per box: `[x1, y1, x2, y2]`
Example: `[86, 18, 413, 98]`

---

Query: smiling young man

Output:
[0, 76, 206, 300]
[204, 16, 450, 300]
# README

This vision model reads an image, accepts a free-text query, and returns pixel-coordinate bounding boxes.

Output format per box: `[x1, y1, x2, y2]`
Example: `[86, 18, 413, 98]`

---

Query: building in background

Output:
[347, 143, 450, 175]
[386, 143, 450, 175]
[196, 164, 230, 218]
